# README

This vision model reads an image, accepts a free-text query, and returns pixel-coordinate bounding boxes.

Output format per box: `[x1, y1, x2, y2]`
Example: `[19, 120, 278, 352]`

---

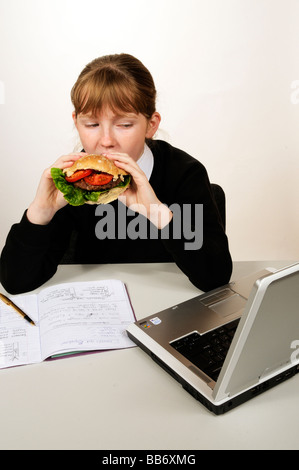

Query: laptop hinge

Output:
[221, 362, 295, 398]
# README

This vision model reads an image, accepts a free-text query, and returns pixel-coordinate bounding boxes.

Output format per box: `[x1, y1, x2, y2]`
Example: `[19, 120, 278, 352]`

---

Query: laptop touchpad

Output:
[209, 294, 246, 317]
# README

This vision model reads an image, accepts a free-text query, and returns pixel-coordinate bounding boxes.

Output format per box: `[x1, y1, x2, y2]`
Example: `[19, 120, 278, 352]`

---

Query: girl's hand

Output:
[104, 152, 173, 229]
[27, 153, 85, 225]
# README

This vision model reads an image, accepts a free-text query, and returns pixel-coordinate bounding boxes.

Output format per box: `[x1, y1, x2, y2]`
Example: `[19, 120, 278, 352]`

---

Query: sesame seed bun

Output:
[64, 154, 128, 178]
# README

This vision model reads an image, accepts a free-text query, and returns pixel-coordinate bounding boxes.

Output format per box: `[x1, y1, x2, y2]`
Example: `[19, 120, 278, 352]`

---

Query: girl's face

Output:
[73, 107, 160, 161]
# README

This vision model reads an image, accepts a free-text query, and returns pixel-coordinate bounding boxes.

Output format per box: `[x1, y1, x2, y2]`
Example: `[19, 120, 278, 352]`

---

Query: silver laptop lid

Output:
[213, 263, 299, 402]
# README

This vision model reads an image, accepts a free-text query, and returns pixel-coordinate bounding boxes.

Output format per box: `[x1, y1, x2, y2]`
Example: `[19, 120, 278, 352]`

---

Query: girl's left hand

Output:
[104, 152, 173, 229]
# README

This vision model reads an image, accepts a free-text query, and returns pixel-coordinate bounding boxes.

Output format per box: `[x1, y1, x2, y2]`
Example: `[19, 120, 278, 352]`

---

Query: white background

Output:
[0, 0, 298, 261]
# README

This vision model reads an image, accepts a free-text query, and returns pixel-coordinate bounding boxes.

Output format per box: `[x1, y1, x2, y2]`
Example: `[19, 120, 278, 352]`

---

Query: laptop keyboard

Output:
[170, 319, 240, 382]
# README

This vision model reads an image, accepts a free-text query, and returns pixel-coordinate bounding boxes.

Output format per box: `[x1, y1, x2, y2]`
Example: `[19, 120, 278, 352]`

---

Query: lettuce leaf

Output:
[51, 168, 131, 206]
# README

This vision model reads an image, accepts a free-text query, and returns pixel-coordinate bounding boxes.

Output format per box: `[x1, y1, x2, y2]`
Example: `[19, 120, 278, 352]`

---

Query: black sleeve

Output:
[160, 162, 232, 292]
[0, 209, 73, 294]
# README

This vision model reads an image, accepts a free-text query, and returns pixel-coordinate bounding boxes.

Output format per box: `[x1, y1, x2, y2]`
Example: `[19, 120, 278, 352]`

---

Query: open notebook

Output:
[0, 279, 135, 368]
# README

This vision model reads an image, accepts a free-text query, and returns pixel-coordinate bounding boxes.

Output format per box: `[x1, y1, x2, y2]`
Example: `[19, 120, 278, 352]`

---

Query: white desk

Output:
[1, 261, 299, 450]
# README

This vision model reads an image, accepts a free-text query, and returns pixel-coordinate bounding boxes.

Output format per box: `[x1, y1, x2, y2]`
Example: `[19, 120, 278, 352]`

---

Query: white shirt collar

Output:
[137, 144, 154, 181]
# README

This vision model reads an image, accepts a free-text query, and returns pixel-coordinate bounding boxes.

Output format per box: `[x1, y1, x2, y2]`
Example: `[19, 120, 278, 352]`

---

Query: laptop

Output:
[127, 263, 299, 414]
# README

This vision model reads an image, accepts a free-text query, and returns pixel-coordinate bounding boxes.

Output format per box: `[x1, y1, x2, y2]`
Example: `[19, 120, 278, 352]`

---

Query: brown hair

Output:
[71, 53, 157, 119]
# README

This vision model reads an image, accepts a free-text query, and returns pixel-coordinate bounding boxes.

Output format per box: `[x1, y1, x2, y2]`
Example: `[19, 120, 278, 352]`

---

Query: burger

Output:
[51, 154, 131, 206]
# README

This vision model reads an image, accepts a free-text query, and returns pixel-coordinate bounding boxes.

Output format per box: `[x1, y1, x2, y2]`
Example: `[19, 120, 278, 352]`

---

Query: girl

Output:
[0, 53, 232, 294]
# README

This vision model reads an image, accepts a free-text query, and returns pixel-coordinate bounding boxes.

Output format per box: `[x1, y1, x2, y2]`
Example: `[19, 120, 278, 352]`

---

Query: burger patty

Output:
[74, 176, 122, 192]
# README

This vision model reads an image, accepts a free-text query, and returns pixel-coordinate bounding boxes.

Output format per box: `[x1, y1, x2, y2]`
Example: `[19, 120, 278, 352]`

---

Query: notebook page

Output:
[0, 295, 41, 369]
[37, 280, 136, 360]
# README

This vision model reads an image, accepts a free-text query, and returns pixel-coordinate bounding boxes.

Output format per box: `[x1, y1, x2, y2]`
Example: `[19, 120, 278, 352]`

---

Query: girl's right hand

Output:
[26, 153, 85, 225]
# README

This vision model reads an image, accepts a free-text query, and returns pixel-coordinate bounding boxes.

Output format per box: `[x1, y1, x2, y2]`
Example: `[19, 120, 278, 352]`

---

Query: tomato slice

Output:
[84, 172, 113, 186]
[65, 169, 92, 183]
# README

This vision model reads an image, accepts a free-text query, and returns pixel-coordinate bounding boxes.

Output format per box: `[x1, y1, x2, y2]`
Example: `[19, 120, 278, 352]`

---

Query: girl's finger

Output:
[50, 153, 85, 169]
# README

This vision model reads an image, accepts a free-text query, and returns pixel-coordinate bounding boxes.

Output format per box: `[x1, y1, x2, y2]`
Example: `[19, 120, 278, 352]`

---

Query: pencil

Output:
[0, 293, 36, 326]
